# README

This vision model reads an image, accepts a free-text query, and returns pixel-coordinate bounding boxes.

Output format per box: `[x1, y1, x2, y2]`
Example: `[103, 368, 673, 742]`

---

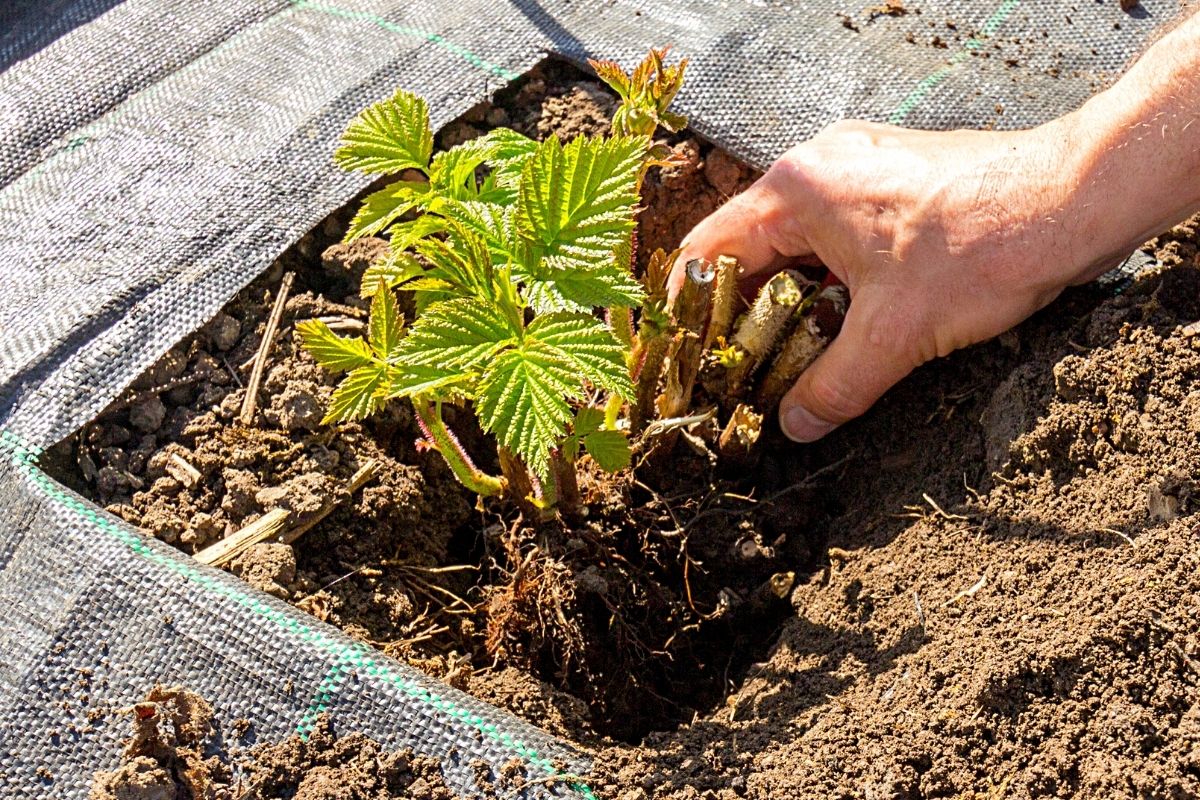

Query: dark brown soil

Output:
[53, 57, 1200, 798]
[90, 687, 462, 800]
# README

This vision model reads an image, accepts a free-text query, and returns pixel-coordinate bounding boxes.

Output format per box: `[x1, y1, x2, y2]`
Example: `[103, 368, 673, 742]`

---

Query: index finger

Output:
[669, 172, 815, 300]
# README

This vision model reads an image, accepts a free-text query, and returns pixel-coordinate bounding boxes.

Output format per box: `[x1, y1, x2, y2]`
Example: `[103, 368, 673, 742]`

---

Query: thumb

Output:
[778, 301, 919, 442]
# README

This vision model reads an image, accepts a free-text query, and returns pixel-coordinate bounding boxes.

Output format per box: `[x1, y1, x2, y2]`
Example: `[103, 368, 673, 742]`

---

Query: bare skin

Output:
[675, 11, 1200, 442]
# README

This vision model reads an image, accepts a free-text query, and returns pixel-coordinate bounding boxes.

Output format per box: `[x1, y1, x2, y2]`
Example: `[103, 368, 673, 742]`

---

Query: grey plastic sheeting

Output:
[0, 1, 1183, 797]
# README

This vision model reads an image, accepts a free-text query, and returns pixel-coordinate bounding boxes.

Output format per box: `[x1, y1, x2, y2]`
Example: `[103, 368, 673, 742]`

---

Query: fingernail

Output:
[780, 405, 837, 443]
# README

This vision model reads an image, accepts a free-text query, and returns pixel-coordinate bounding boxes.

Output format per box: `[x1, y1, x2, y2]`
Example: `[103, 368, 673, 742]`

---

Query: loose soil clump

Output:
[91, 687, 462, 800]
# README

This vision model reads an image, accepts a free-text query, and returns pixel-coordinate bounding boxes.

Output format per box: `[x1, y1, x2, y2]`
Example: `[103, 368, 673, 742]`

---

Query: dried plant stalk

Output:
[717, 403, 763, 465]
[193, 459, 377, 567]
[657, 258, 715, 420]
[193, 508, 290, 567]
[723, 270, 808, 394]
[240, 272, 294, 425]
[757, 285, 848, 410]
[703, 255, 741, 349]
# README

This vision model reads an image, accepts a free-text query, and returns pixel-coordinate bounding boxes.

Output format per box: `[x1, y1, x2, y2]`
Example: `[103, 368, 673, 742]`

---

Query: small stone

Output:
[234, 542, 296, 598]
[254, 485, 290, 507]
[129, 397, 167, 433]
[267, 385, 322, 431]
[1147, 481, 1181, 522]
[96, 466, 130, 497]
[218, 391, 243, 420]
[207, 313, 240, 352]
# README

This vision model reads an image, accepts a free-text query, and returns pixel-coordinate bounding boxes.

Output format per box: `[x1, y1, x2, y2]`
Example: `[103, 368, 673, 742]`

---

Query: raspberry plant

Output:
[298, 50, 688, 514]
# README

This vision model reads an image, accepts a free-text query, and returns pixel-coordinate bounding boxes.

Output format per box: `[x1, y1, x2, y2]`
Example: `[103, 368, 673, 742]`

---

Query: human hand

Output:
[674, 118, 1138, 442]
[674, 10, 1200, 444]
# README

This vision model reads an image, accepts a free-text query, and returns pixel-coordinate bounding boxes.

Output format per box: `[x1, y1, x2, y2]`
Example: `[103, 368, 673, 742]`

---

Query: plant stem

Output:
[703, 255, 740, 349]
[413, 400, 505, 497]
[722, 270, 807, 398]
[631, 331, 668, 433]
[609, 305, 635, 349]
[498, 447, 548, 521]
[757, 285, 847, 411]
[551, 450, 582, 520]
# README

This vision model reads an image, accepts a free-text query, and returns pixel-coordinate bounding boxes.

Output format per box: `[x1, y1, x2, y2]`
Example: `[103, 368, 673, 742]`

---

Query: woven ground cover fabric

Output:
[0, 1, 1184, 796]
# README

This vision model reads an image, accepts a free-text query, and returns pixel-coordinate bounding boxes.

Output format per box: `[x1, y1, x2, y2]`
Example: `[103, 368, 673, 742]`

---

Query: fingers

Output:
[669, 169, 816, 299]
[777, 299, 920, 442]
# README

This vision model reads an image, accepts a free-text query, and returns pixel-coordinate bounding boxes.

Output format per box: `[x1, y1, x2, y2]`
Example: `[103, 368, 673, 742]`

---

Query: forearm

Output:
[1059, 11, 1200, 278]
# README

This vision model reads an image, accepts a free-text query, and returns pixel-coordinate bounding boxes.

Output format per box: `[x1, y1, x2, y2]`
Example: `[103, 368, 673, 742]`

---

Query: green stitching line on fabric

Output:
[887, 0, 1021, 124]
[296, 649, 364, 737]
[0, 428, 598, 800]
[289, 0, 519, 81]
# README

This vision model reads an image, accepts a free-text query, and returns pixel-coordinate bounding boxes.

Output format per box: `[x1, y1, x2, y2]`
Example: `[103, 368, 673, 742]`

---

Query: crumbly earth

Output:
[91, 688, 464, 800]
[54, 59, 1200, 798]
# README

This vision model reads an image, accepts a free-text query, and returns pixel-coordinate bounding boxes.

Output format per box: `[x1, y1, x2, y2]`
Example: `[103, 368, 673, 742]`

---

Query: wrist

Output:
[1052, 16, 1200, 280]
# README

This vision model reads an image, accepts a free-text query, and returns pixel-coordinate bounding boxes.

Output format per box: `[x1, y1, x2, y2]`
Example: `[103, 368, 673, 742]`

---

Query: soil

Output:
[50, 58, 1200, 798]
[90, 687, 463, 799]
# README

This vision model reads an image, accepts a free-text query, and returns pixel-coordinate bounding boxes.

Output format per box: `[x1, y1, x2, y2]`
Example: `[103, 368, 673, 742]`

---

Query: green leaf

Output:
[361, 251, 424, 298]
[324, 364, 389, 423]
[295, 320, 374, 372]
[367, 284, 403, 357]
[429, 147, 488, 201]
[388, 215, 449, 252]
[391, 298, 517, 371]
[582, 429, 631, 472]
[528, 313, 634, 400]
[414, 226, 498, 303]
[523, 261, 645, 314]
[573, 406, 605, 437]
[383, 364, 472, 400]
[426, 198, 515, 254]
[429, 128, 538, 200]
[515, 135, 648, 267]
[476, 340, 577, 479]
[345, 182, 427, 241]
[335, 89, 433, 174]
